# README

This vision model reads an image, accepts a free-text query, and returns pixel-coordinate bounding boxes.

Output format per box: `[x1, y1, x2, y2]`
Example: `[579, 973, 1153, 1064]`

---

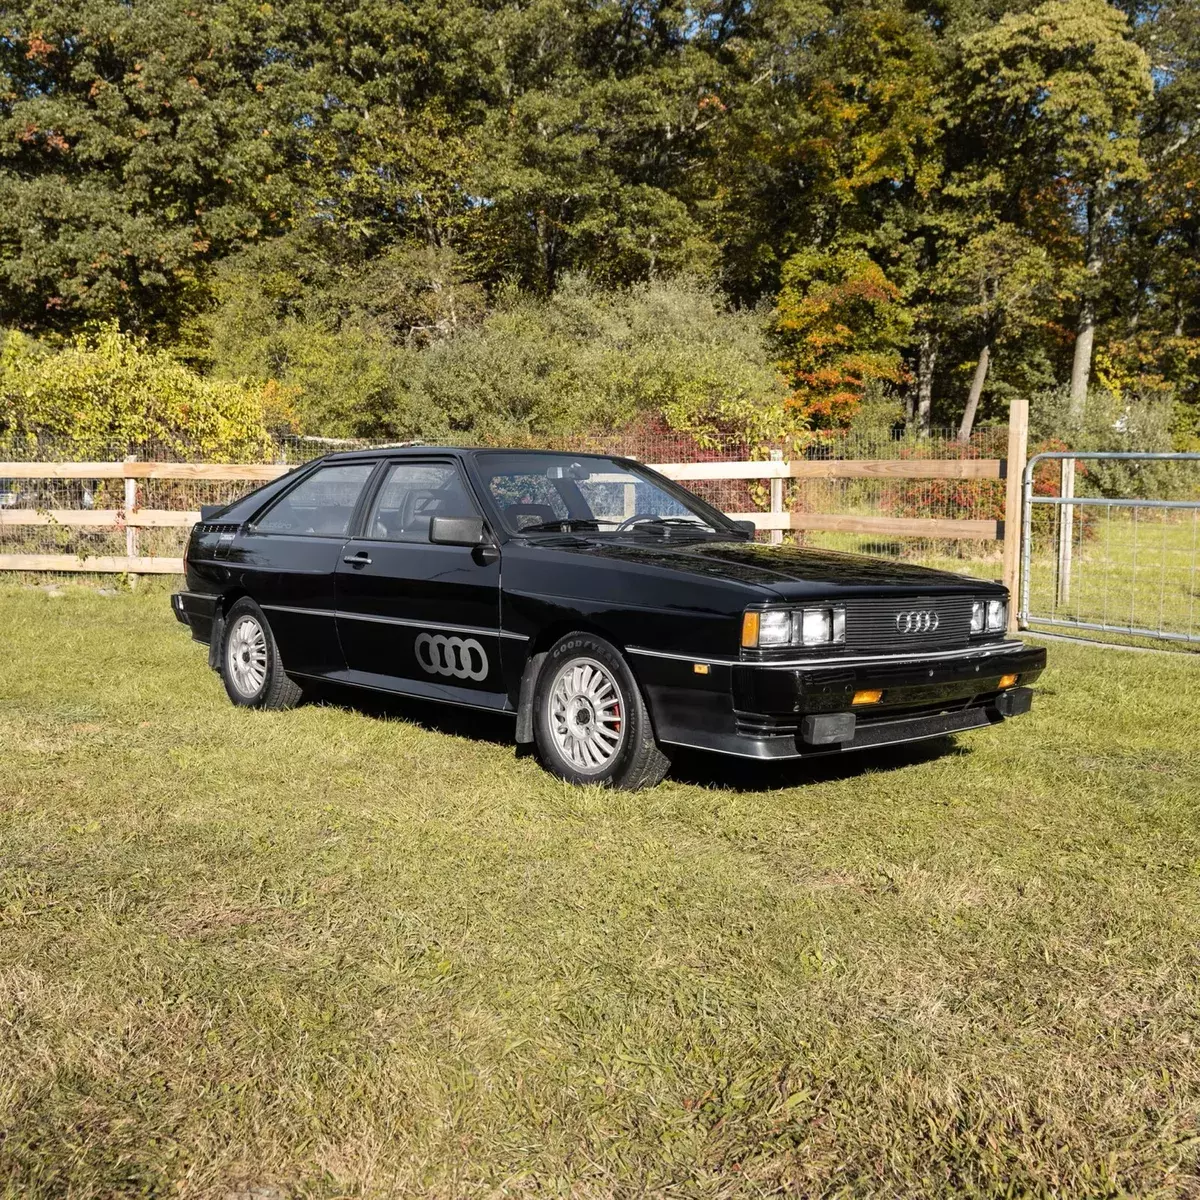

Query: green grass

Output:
[2, 588, 1200, 1198]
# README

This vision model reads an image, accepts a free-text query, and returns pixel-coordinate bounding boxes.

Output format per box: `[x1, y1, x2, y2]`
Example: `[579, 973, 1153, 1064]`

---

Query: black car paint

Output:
[173, 446, 1046, 762]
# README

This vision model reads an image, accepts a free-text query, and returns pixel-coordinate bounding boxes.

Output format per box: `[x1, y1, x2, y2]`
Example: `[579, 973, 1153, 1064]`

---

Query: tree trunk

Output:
[958, 341, 991, 443]
[1069, 189, 1104, 418]
[916, 329, 936, 437]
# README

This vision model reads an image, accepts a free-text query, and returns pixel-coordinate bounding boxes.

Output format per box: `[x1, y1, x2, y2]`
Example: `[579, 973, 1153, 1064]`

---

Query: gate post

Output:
[1056, 457, 1075, 607]
[1001, 399, 1029, 632]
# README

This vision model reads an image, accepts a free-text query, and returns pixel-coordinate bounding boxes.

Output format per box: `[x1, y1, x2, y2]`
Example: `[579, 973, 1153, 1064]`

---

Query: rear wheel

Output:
[533, 633, 669, 790]
[219, 598, 303, 710]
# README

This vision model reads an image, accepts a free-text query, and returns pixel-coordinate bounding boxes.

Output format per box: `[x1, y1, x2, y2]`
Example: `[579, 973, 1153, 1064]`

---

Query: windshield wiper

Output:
[622, 518, 716, 534]
[518, 519, 616, 534]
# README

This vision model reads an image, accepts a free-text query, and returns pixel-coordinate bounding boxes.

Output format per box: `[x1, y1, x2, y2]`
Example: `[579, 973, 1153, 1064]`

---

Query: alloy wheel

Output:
[547, 657, 625, 774]
[227, 614, 268, 697]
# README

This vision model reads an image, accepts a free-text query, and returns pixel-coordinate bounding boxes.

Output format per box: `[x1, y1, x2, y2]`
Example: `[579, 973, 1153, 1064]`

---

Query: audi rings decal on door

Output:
[414, 632, 489, 681]
[894, 609, 940, 634]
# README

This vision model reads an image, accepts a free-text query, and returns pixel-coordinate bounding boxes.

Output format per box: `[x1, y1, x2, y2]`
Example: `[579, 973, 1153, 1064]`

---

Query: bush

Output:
[0, 325, 278, 459]
[198, 265, 797, 449]
[1030, 385, 1191, 499]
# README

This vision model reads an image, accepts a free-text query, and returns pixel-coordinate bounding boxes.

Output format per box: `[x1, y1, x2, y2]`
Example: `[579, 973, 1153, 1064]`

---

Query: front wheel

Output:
[219, 598, 303, 710]
[533, 633, 670, 790]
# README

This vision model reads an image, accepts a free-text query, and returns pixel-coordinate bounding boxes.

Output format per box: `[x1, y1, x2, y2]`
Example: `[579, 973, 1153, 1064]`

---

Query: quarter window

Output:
[366, 463, 479, 543]
[255, 464, 374, 537]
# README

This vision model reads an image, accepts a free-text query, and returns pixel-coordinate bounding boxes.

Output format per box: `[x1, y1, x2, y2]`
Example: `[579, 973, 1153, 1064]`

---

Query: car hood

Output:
[549, 536, 1000, 598]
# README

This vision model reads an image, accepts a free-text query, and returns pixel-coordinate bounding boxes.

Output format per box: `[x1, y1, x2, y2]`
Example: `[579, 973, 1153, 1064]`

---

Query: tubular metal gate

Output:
[1019, 451, 1200, 646]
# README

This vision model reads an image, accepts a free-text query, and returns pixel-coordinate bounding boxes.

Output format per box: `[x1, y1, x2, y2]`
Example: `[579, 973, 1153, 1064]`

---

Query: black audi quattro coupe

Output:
[171, 447, 1046, 790]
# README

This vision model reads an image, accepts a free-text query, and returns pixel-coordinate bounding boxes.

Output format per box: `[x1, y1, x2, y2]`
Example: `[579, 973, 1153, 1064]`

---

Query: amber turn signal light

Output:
[741, 611, 760, 648]
[852, 689, 883, 706]
[998, 673, 1018, 688]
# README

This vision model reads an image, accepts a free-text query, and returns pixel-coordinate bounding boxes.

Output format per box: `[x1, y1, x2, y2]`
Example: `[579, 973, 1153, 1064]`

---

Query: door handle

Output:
[343, 552, 372, 566]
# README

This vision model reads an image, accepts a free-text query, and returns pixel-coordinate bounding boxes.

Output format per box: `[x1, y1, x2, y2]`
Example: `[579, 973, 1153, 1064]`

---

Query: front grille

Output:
[842, 594, 975, 654]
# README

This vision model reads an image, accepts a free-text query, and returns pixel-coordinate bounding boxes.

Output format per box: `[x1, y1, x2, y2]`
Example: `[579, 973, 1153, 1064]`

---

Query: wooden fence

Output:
[0, 401, 1030, 615]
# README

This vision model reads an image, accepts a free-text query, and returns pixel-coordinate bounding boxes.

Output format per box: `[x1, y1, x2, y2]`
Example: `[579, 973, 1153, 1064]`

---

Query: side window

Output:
[255, 464, 374, 537]
[366, 463, 479, 543]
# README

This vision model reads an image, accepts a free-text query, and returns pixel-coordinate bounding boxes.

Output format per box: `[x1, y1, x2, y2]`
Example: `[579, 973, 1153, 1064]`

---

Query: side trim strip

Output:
[260, 603, 528, 641]
[335, 611, 528, 640]
[261, 603, 338, 619]
[628, 640, 1029, 670]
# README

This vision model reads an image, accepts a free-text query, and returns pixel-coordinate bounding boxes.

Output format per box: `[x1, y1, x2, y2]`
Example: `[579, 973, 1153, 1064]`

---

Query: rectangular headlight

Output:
[758, 610, 793, 647]
[986, 598, 1007, 632]
[797, 607, 845, 646]
[797, 607, 832, 645]
[971, 600, 985, 634]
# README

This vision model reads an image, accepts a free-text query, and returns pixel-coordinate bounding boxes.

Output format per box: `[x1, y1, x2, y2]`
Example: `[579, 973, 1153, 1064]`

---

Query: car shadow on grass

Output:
[303, 682, 517, 747]
[664, 736, 970, 792]
[301, 682, 969, 793]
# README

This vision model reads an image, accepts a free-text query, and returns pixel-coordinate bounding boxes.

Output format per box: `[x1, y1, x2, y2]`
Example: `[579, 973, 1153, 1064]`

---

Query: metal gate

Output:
[1019, 451, 1200, 646]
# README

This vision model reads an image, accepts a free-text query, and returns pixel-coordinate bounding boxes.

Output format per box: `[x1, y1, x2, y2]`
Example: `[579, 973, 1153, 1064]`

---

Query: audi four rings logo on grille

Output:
[414, 633, 489, 681]
[894, 609, 940, 634]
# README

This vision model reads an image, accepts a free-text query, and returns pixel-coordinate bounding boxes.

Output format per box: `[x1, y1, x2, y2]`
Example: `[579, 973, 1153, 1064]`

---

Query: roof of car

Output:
[319, 445, 629, 463]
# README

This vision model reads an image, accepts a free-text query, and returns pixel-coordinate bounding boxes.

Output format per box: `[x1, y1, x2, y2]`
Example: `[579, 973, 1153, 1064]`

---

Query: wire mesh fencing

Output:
[1020, 452, 1200, 646]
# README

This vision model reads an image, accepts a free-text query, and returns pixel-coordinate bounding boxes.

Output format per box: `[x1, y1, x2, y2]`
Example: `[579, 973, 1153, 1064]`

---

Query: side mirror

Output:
[429, 515, 486, 547]
[731, 519, 757, 539]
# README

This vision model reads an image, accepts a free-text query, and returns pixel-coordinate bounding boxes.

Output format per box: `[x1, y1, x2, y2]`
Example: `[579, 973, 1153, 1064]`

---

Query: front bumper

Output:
[635, 639, 1047, 761]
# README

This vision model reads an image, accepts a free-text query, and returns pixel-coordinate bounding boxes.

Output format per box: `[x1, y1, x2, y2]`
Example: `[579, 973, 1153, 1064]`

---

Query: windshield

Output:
[474, 453, 733, 538]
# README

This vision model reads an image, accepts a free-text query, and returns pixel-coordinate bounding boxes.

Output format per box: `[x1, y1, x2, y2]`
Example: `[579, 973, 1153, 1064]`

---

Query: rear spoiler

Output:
[199, 504, 226, 521]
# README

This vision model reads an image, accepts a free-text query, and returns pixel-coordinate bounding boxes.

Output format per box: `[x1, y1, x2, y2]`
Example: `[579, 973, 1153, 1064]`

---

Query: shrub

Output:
[0, 325, 278, 459]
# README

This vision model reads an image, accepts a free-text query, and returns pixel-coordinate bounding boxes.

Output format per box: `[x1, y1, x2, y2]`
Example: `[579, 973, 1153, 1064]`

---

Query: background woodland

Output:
[1, 0, 1197, 456]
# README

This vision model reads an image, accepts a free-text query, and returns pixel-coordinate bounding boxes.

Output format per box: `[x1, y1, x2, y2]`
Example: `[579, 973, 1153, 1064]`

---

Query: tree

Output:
[937, 226, 1053, 440]
[961, 0, 1152, 417]
[0, 0, 299, 335]
[773, 248, 910, 428]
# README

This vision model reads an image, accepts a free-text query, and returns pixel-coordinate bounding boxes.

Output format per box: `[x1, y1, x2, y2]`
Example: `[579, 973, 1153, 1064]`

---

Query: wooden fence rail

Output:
[0, 403, 1030, 628]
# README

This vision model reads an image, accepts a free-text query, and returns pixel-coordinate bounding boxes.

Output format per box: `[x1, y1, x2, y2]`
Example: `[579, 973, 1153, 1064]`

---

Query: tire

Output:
[532, 632, 670, 790]
[219, 597, 304, 710]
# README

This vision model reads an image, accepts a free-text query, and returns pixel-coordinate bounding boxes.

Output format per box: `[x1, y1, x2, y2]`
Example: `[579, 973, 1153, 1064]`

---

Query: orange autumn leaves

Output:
[773, 250, 909, 428]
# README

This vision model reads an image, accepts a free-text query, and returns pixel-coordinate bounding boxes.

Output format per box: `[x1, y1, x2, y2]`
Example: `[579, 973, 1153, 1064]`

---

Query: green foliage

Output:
[0, 0, 1195, 444]
[197, 269, 792, 447]
[0, 0, 299, 336]
[0, 325, 275, 458]
[415, 276, 793, 447]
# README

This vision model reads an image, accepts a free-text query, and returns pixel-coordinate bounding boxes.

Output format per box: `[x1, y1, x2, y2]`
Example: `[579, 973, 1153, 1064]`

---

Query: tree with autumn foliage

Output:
[1, 0, 1196, 449]
[772, 249, 910, 428]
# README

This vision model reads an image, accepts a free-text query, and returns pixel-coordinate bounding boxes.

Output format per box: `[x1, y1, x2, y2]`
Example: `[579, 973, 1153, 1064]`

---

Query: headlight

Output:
[972, 596, 1007, 634]
[758, 610, 793, 647]
[986, 598, 1007, 632]
[742, 606, 845, 650]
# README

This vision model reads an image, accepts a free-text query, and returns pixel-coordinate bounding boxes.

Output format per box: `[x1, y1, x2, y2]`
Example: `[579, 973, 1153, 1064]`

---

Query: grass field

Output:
[2, 588, 1200, 1198]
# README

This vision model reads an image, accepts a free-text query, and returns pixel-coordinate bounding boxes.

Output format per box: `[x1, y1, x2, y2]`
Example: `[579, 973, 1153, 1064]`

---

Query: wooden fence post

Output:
[769, 449, 784, 545]
[1001, 399, 1029, 631]
[1056, 457, 1075, 607]
[124, 454, 138, 587]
